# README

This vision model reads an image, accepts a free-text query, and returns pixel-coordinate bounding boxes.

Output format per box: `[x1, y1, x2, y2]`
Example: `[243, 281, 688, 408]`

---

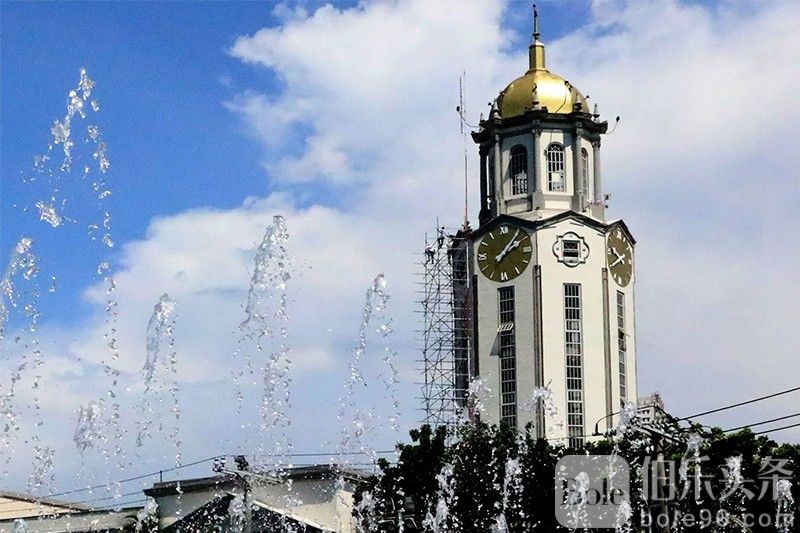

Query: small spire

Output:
[528, 4, 546, 70]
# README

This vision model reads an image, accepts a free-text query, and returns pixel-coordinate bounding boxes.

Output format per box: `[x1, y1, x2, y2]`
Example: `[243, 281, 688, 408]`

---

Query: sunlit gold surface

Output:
[497, 41, 588, 118]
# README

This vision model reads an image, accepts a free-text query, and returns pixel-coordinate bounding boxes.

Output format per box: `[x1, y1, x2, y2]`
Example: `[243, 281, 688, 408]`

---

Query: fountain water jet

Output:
[423, 463, 457, 533]
[354, 490, 378, 532]
[336, 274, 398, 466]
[0, 238, 51, 490]
[234, 216, 293, 465]
[493, 452, 524, 532]
[0, 237, 38, 340]
[135, 293, 181, 467]
[13, 67, 124, 494]
[776, 479, 794, 533]
[231, 215, 300, 530]
[134, 497, 159, 532]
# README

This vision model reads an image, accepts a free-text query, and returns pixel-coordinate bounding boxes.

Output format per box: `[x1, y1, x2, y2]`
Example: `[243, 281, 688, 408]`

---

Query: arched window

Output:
[546, 143, 565, 192]
[509, 145, 528, 195]
[581, 147, 591, 201]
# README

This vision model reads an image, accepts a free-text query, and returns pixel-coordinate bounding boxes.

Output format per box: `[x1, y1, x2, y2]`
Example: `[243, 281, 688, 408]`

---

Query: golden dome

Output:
[496, 17, 588, 118]
[497, 67, 588, 118]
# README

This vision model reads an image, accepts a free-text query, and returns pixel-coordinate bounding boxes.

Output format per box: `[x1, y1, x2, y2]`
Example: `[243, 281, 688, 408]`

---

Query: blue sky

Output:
[1, 0, 588, 323]
[2, 2, 284, 323]
[1, 0, 799, 495]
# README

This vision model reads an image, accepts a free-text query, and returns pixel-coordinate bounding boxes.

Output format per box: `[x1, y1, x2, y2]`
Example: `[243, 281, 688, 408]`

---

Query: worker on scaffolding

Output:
[437, 226, 446, 248]
[425, 243, 436, 264]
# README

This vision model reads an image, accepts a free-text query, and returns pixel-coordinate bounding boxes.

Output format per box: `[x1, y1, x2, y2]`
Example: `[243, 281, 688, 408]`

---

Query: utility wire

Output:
[254, 450, 395, 458]
[77, 489, 145, 506]
[723, 412, 800, 433]
[10, 419, 796, 517]
[0, 455, 223, 504]
[5, 491, 150, 516]
[95, 498, 147, 511]
[752, 421, 800, 437]
[675, 385, 800, 421]
[0, 449, 398, 510]
[1, 456, 388, 516]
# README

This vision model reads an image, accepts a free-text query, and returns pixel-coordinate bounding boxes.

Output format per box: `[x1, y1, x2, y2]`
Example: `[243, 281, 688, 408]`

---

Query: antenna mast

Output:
[459, 72, 469, 228]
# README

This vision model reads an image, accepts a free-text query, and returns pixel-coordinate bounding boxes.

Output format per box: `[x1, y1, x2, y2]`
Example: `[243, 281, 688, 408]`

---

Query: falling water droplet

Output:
[34, 200, 63, 228]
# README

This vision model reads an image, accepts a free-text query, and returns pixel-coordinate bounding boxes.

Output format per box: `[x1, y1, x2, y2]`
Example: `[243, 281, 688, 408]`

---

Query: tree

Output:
[354, 423, 800, 533]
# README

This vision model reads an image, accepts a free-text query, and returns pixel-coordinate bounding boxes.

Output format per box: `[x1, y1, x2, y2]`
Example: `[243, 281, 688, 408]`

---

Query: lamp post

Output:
[592, 407, 681, 533]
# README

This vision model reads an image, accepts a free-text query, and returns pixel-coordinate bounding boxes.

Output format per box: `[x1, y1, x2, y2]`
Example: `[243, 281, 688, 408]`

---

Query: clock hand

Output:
[495, 229, 521, 263]
[610, 248, 626, 267]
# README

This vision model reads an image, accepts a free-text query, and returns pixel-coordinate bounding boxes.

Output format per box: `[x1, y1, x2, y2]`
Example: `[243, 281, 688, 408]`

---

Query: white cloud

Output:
[4, 0, 800, 489]
[549, 0, 800, 437]
[225, 0, 800, 441]
[271, 134, 352, 183]
[2, 195, 405, 483]
[227, 0, 518, 189]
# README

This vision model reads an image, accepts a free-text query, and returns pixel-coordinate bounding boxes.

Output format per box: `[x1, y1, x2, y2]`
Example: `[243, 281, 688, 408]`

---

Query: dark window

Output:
[510, 145, 528, 195]
[498, 286, 517, 430]
[547, 143, 565, 192]
[563, 240, 580, 262]
[564, 283, 584, 447]
[617, 291, 627, 401]
[581, 147, 591, 201]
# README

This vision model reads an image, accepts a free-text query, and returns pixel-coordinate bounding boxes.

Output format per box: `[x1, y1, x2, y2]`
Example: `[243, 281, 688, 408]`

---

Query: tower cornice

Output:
[472, 111, 607, 144]
[469, 211, 636, 244]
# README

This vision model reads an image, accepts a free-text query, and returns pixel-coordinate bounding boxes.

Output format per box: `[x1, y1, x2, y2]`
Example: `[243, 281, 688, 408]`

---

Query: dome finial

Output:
[529, 4, 546, 70]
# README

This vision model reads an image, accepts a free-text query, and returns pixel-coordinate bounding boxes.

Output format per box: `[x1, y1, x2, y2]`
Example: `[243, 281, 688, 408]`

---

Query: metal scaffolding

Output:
[417, 223, 473, 428]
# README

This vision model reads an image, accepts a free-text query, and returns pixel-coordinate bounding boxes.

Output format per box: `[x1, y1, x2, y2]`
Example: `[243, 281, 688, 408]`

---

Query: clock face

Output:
[606, 227, 633, 287]
[477, 223, 532, 282]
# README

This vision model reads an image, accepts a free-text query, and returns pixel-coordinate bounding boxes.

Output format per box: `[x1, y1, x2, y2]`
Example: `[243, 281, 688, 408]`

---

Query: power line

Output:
[723, 412, 800, 433]
[0, 455, 222, 505]
[0, 449, 400, 510]
[2, 451, 396, 516]
[95, 498, 147, 511]
[676, 385, 800, 422]
[752, 421, 800, 437]
[3, 491, 149, 516]
[77, 489, 144, 506]
[254, 450, 396, 458]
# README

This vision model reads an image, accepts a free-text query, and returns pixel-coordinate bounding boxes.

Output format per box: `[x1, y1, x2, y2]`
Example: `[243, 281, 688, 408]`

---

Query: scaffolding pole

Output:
[417, 223, 473, 428]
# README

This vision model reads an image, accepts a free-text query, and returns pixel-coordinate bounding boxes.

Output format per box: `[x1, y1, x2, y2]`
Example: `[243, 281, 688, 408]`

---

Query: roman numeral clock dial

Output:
[477, 224, 532, 282]
[606, 228, 633, 287]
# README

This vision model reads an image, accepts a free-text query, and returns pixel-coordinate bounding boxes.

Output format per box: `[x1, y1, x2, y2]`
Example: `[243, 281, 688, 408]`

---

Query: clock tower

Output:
[458, 10, 637, 447]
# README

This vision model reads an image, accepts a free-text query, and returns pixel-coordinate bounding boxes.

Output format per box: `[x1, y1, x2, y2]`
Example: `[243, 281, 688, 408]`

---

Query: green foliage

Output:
[354, 423, 800, 533]
[352, 424, 448, 531]
[659, 429, 800, 533]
